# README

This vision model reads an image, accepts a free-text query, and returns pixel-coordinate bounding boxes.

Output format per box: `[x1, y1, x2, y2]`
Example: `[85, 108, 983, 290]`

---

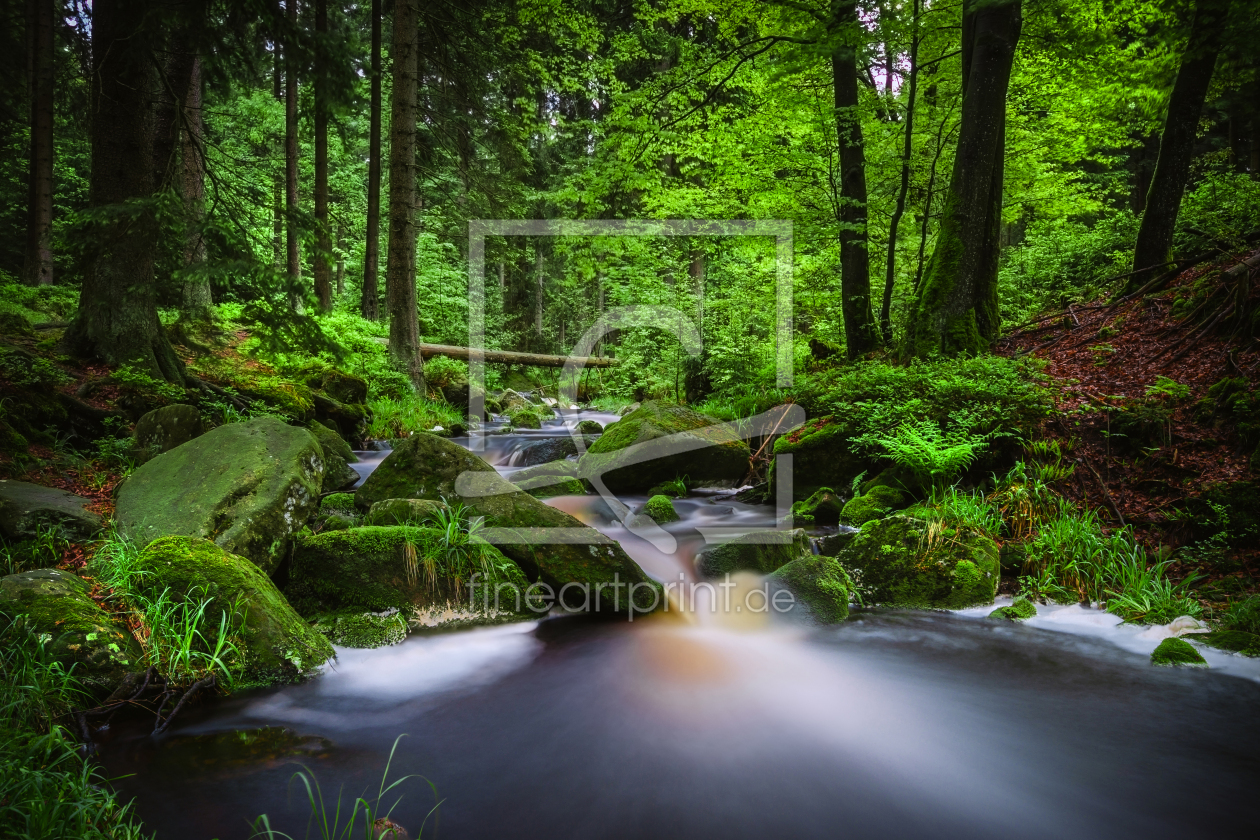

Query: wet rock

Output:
[507, 461, 586, 498]
[840, 485, 907, 527]
[617, 402, 640, 416]
[117, 417, 325, 575]
[578, 401, 749, 494]
[835, 515, 998, 609]
[0, 479, 103, 541]
[135, 536, 333, 684]
[696, 528, 811, 577]
[312, 608, 408, 648]
[1150, 637, 1208, 667]
[767, 554, 852, 623]
[792, 487, 845, 525]
[1198, 629, 1260, 657]
[0, 568, 141, 693]
[133, 404, 205, 460]
[575, 419, 603, 435]
[364, 498, 447, 526]
[988, 598, 1037, 621]
[513, 435, 599, 467]
[308, 421, 359, 492]
[509, 409, 543, 430]
[642, 495, 680, 524]
[770, 416, 870, 502]
[498, 389, 533, 413]
[813, 530, 856, 556]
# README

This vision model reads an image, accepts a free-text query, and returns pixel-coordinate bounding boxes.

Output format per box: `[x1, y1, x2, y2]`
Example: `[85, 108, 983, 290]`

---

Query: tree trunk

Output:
[386, 0, 423, 390]
[903, 0, 1021, 359]
[62, 0, 184, 382]
[23, 0, 54, 286]
[880, 0, 919, 343]
[832, 1, 879, 358]
[361, 0, 383, 319]
[313, 0, 332, 312]
[181, 57, 212, 319]
[272, 45, 284, 266]
[285, 0, 302, 310]
[1128, 0, 1227, 291]
[534, 241, 545, 339]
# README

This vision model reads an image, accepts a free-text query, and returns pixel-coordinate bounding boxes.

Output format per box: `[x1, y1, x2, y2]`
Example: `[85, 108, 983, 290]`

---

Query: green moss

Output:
[1198, 629, 1260, 657]
[696, 529, 811, 577]
[135, 536, 334, 685]
[1150, 637, 1208, 667]
[770, 416, 870, 501]
[793, 487, 845, 525]
[363, 498, 447, 526]
[643, 495, 680, 523]
[320, 492, 356, 512]
[839, 485, 906, 527]
[508, 409, 543, 429]
[836, 515, 999, 609]
[507, 461, 586, 498]
[767, 554, 852, 623]
[575, 419, 603, 435]
[988, 597, 1037, 621]
[311, 608, 408, 648]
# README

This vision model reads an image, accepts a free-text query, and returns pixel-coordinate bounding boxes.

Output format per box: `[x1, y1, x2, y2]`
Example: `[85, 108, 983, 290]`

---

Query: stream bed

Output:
[96, 414, 1260, 839]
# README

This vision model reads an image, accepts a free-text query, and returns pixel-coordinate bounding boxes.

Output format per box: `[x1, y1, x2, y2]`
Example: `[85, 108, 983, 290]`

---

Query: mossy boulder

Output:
[507, 460, 586, 498]
[840, 485, 907, 527]
[767, 554, 852, 623]
[835, 515, 999, 609]
[133, 404, 205, 461]
[513, 435, 599, 467]
[354, 433, 661, 612]
[508, 409, 544, 430]
[695, 529, 811, 577]
[364, 498, 447, 526]
[770, 416, 869, 502]
[988, 598, 1037, 621]
[575, 419, 603, 435]
[0, 568, 142, 693]
[116, 417, 325, 575]
[792, 487, 844, 525]
[288, 526, 534, 631]
[1199, 629, 1260, 657]
[306, 368, 369, 405]
[643, 495, 680, 524]
[1150, 637, 1208, 667]
[0, 479, 104, 542]
[498, 390, 533, 413]
[578, 401, 749, 494]
[320, 492, 356, 513]
[134, 536, 333, 685]
[311, 608, 408, 648]
[307, 421, 359, 492]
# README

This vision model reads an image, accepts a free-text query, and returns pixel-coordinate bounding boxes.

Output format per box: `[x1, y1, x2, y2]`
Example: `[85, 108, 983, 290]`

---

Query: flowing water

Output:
[96, 413, 1260, 838]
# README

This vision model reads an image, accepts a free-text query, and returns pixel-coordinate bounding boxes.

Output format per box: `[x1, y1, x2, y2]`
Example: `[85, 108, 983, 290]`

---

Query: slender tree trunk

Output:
[62, 0, 183, 382]
[313, 0, 332, 312]
[903, 0, 1021, 359]
[285, 0, 302, 310]
[181, 57, 212, 319]
[1128, 0, 1228, 291]
[23, 0, 54, 286]
[534, 241, 545, 339]
[361, 0, 383, 319]
[272, 45, 283, 266]
[880, 0, 919, 343]
[832, 1, 879, 358]
[386, 0, 423, 390]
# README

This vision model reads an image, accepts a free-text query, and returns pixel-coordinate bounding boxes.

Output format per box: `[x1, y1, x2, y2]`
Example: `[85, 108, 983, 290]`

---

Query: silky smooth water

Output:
[95, 415, 1260, 839]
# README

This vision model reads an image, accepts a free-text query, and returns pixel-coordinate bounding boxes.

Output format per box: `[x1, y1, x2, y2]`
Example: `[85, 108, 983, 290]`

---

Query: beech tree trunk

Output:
[313, 0, 332, 312]
[832, 1, 879, 359]
[181, 57, 212, 319]
[361, 0, 383, 319]
[903, 0, 1021, 359]
[386, 0, 424, 390]
[23, 0, 54, 286]
[285, 0, 302, 310]
[880, 0, 920, 343]
[1128, 0, 1228, 291]
[63, 0, 183, 382]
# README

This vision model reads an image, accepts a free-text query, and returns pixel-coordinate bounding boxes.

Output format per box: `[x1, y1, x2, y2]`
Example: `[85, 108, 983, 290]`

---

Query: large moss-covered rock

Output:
[0, 480, 103, 541]
[840, 485, 907, 527]
[695, 529, 811, 577]
[364, 498, 447, 526]
[835, 515, 999, 609]
[578, 401, 749, 494]
[507, 460, 586, 498]
[513, 435, 599, 467]
[792, 487, 844, 525]
[117, 417, 325, 575]
[498, 389, 533, 413]
[135, 536, 333, 685]
[575, 419, 603, 435]
[770, 416, 869, 502]
[307, 421, 359, 492]
[0, 568, 141, 693]
[307, 368, 368, 405]
[767, 554, 852, 623]
[288, 526, 533, 630]
[1150, 637, 1208, 667]
[354, 433, 660, 612]
[133, 404, 205, 460]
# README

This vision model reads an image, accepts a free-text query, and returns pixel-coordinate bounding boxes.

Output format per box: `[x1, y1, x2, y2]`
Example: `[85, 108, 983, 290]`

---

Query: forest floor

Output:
[997, 246, 1260, 604]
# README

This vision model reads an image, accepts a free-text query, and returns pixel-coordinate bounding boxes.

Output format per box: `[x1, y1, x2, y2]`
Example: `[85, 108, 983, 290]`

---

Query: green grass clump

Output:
[366, 395, 464, 440]
[1150, 637, 1207, 667]
[915, 486, 1003, 538]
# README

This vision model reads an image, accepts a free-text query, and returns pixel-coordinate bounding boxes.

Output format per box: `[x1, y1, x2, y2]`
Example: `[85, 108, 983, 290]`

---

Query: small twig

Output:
[154, 675, 216, 736]
[1067, 304, 1080, 326]
[1078, 457, 1125, 527]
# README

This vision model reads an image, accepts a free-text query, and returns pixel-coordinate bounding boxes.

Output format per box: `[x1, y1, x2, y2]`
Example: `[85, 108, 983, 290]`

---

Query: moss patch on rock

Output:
[770, 415, 870, 502]
[1150, 637, 1208, 667]
[134, 536, 334, 685]
[311, 608, 408, 648]
[575, 419, 603, 435]
[307, 421, 359, 492]
[0, 568, 141, 694]
[507, 461, 586, 498]
[988, 598, 1037, 621]
[579, 401, 749, 494]
[792, 487, 844, 525]
[767, 554, 853, 623]
[508, 409, 544, 429]
[320, 492, 356, 513]
[643, 495, 680, 524]
[696, 529, 811, 577]
[1198, 629, 1260, 657]
[364, 498, 447, 526]
[117, 417, 325, 575]
[840, 485, 907, 527]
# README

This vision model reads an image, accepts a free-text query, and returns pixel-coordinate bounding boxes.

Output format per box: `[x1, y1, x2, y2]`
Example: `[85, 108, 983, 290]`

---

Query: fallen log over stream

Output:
[371, 338, 619, 368]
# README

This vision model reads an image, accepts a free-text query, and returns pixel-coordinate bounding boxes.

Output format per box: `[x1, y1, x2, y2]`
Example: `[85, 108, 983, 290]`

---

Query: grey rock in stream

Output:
[0, 479, 103, 541]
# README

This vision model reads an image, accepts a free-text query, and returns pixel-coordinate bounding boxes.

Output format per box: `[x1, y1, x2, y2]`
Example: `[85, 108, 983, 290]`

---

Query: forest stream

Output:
[93, 412, 1260, 840]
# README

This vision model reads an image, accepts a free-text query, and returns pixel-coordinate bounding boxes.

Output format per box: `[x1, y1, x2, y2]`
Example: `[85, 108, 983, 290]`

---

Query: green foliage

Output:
[1218, 596, 1260, 636]
[917, 486, 1004, 538]
[366, 396, 464, 440]
[869, 420, 991, 489]
[1145, 376, 1190, 402]
[0, 347, 70, 388]
[0, 277, 79, 324]
[1, 525, 67, 577]
[1174, 171, 1260, 256]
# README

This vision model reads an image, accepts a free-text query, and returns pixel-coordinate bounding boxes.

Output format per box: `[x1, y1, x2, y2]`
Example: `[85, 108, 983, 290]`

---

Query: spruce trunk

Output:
[362, 0, 383, 320]
[23, 0, 54, 287]
[313, 0, 332, 312]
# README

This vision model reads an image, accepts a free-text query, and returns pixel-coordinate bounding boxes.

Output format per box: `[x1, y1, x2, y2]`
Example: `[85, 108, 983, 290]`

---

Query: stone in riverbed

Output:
[578, 401, 749, 494]
[792, 487, 845, 525]
[312, 608, 408, 648]
[512, 434, 599, 467]
[1198, 629, 1260, 657]
[116, 417, 324, 575]
[767, 554, 852, 623]
[364, 498, 447, 526]
[1150, 637, 1208, 667]
[0, 568, 141, 694]
[507, 460, 586, 498]
[988, 598, 1037, 621]
[575, 419, 603, 435]
[695, 528, 811, 577]
[135, 535, 333, 685]
[769, 415, 871, 502]
[0, 479, 104, 542]
[642, 494, 680, 524]
[840, 485, 907, 527]
[307, 421, 359, 492]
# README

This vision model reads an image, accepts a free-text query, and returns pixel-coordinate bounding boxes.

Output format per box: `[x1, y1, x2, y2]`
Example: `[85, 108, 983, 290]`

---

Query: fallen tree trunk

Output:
[370, 338, 619, 368]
